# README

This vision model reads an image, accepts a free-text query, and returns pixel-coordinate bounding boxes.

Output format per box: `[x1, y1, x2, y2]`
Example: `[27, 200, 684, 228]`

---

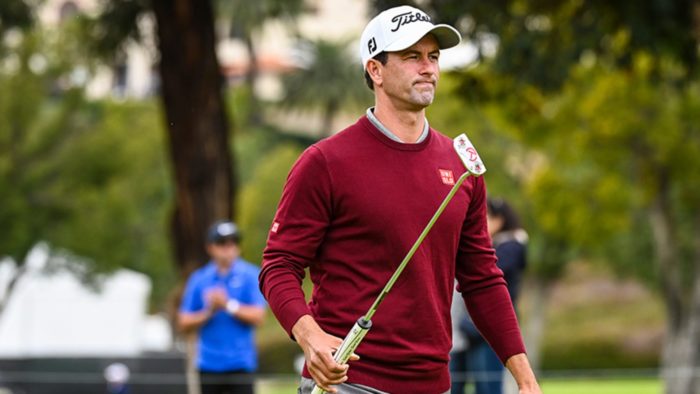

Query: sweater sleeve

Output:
[258, 146, 332, 337]
[455, 176, 526, 363]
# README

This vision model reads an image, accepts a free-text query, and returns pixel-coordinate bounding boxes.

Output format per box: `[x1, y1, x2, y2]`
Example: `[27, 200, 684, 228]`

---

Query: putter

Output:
[311, 133, 486, 394]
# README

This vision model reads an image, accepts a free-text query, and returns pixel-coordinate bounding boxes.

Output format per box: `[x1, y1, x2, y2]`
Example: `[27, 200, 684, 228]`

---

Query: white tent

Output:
[0, 243, 171, 357]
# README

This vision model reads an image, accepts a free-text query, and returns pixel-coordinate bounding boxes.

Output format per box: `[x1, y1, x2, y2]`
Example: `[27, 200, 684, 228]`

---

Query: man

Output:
[179, 220, 266, 394]
[259, 5, 541, 394]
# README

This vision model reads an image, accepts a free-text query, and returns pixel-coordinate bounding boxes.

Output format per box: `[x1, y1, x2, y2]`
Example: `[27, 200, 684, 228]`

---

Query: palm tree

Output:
[218, 0, 306, 125]
[282, 38, 372, 137]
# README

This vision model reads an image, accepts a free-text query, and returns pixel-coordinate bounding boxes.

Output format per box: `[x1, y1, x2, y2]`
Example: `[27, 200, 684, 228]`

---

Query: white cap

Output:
[360, 5, 462, 69]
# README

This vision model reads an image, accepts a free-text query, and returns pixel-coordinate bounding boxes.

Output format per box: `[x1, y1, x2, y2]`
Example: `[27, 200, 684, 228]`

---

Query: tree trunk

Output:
[152, 0, 235, 280]
[185, 333, 201, 394]
[689, 212, 700, 393]
[521, 276, 552, 372]
[321, 100, 339, 138]
[692, 0, 700, 52]
[649, 180, 695, 394]
[503, 276, 553, 394]
[0, 265, 26, 324]
[243, 33, 262, 126]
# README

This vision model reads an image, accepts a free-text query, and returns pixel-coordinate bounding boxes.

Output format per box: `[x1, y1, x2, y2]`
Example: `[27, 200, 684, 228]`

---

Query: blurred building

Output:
[0, 244, 178, 393]
[0, 243, 170, 357]
[217, 0, 370, 101]
[37, 0, 158, 99]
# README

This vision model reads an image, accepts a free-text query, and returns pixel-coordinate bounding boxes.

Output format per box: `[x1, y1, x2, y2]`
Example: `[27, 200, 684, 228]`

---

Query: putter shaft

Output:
[312, 170, 472, 394]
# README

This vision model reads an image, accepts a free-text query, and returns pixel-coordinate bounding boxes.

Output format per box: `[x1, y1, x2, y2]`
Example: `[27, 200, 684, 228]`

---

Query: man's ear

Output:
[366, 59, 383, 88]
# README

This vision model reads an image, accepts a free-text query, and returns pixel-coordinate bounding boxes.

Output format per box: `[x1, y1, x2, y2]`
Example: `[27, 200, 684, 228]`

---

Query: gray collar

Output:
[366, 107, 429, 143]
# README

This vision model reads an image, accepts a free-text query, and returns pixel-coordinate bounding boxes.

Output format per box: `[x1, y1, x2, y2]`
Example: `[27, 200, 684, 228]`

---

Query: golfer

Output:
[259, 5, 541, 394]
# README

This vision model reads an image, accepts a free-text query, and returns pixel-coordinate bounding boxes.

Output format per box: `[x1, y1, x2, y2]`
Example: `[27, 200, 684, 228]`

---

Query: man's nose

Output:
[418, 56, 438, 74]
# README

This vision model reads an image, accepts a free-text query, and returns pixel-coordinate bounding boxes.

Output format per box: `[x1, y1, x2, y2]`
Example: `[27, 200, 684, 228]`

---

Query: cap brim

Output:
[384, 24, 461, 53]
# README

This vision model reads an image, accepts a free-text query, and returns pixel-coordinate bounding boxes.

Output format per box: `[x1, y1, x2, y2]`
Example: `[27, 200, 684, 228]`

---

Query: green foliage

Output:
[0, 22, 175, 308]
[46, 99, 176, 308]
[281, 38, 373, 134]
[430, 73, 526, 194]
[229, 85, 312, 265]
[82, 0, 147, 59]
[542, 338, 659, 370]
[218, 0, 306, 38]
[0, 26, 92, 262]
[238, 144, 303, 263]
[373, 0, 699, 90]
[530, 58, 700, 285]
[0, 0, 32, 33]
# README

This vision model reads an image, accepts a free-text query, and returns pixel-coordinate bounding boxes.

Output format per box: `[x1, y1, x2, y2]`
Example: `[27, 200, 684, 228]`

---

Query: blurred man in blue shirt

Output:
[179, 220, 267, 394]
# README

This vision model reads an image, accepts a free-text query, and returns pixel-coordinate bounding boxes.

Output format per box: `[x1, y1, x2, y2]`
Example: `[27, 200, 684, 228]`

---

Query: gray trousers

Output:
[299, 377, 449, 394]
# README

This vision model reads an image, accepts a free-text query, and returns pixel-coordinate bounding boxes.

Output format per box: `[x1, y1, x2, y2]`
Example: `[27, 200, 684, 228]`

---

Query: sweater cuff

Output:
[464, 284, 526, 364]
[277, 299, 313, 339]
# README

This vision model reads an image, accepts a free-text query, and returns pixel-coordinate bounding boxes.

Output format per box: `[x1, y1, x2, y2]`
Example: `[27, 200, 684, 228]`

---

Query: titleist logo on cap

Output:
[390, 11, 431, 32]
[359, 5, 461, 69]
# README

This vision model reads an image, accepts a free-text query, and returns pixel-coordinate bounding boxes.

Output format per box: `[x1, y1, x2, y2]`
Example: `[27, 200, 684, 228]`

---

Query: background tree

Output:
[372, 1, 700, 391]
[0, 0, 30, 39]
[0, 13, 174, 319]
[0, 5, 89, 318]
[281, 38, 372, 137]
[541, 61, 700, 393]
[91, 0, 234, 281]
[218, 0, 307, 125]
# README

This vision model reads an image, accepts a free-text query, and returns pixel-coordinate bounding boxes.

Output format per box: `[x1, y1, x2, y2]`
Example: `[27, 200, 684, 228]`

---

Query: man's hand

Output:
[292, 315, 360, 393]
[505, 353, 542, 394]
[204, 287, 228, 310]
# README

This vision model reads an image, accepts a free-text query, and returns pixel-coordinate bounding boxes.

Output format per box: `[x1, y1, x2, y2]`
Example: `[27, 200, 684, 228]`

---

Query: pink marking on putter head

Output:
[453, 133, 486, 176]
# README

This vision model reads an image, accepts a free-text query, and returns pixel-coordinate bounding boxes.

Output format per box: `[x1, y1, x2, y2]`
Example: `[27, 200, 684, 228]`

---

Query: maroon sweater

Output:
[259, 116, 525, 393]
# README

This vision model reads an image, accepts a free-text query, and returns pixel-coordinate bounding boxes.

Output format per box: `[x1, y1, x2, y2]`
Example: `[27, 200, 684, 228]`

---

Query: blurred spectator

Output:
[178, 220, 266, 394]
[450, 198, 528, 394]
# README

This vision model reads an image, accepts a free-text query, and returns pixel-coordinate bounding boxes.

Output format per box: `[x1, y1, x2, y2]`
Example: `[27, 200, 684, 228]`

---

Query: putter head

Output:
[453, 133, 486, 176]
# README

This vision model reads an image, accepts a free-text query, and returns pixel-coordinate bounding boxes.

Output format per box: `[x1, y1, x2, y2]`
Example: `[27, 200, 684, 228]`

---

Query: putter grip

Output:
[310, 317, 372, 394]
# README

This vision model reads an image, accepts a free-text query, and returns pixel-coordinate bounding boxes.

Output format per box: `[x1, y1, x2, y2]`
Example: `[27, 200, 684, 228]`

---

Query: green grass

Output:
[256, 378, 661, 394]
[541, 378, 661, 394]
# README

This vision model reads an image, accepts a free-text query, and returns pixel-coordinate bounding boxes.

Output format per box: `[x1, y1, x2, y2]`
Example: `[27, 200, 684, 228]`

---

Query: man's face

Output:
[486, 213, 504, 237]
[379, 34, 440, 110]
[207, 239, 239, 266]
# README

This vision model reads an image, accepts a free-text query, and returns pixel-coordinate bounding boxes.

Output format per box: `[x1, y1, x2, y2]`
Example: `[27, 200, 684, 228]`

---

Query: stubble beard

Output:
[409, 86, 435, 108]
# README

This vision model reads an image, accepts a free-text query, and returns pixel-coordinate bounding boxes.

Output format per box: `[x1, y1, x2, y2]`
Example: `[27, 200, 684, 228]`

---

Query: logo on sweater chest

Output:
[438, 169, 455, 185]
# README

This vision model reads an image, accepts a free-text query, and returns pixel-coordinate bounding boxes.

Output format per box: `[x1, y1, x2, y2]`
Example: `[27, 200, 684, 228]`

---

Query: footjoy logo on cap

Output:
[390, 11, 431, 32]
[367, 37, 377, 53]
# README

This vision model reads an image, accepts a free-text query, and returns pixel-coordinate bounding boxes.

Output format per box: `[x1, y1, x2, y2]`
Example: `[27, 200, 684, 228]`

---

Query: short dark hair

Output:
[487, 198, 522, 232]
[364, 51, 388, 90]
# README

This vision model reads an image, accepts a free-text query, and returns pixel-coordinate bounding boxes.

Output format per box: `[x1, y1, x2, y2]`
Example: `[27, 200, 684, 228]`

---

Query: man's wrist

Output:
[505, 353, 539, 389]
[226, 299, 241, 315]
[200, 307, 214, 321]
[291, 314, 319, 344]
